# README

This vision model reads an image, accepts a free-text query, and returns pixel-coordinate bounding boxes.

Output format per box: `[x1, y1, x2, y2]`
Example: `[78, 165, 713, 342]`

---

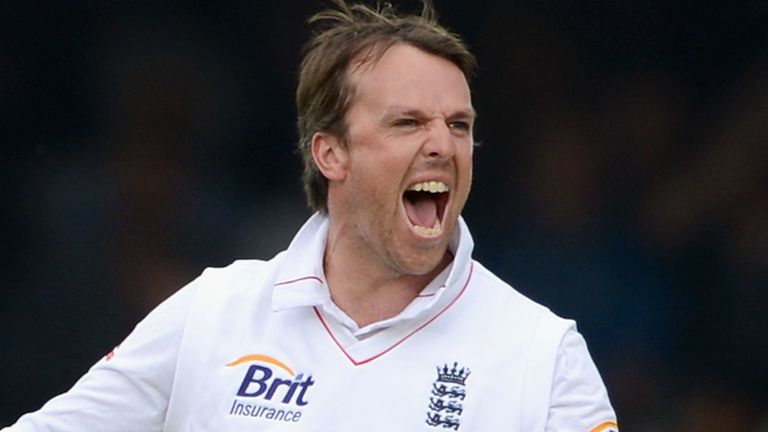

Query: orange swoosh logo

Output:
[226, 354, 296, 376]
[590, 420, 619, 432]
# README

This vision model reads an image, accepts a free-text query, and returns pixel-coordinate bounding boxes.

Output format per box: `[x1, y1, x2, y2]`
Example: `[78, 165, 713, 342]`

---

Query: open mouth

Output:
[402, 181, 450, 237]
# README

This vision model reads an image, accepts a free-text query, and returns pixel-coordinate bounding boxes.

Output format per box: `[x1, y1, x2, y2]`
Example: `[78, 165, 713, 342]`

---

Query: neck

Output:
[323, 224, 451, 328]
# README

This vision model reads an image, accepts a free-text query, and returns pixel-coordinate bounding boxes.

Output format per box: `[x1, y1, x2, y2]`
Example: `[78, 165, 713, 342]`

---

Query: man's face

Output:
[331, 43, 474, 277]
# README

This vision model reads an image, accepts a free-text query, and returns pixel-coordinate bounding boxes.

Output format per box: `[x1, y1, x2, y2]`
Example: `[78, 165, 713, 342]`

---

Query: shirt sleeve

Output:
[545, 328, 619, 432]
[1, 279, 199, 432]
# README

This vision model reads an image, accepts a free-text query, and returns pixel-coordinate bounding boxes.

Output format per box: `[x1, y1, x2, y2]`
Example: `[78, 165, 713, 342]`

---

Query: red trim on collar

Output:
[416, 284, 445, 298]
[274, 275, 325, 286]
[314, 262, 474, 366]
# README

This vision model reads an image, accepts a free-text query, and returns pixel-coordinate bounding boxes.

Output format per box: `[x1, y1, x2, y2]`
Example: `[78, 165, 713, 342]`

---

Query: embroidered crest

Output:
[425, 362, 470, 430]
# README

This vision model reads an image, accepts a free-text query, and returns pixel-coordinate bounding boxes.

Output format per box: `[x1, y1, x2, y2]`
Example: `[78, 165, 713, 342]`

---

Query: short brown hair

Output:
[296, 0, 477, 212]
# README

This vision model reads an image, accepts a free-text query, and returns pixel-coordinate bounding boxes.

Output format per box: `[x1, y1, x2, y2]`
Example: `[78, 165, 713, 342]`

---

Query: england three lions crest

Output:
[425, 362, 470, 430]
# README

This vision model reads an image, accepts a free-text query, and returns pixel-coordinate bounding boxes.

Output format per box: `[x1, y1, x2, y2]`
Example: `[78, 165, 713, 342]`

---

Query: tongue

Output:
[404, 195, 438, 228]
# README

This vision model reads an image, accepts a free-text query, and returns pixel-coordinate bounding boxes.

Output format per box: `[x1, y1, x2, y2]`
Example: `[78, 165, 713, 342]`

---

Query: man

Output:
[3, 1, 618, 431]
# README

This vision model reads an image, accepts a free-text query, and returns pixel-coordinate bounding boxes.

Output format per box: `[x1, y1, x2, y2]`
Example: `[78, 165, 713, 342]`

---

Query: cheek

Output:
[348, 167, 392, 212]
[458, 146, 473, 181]
[353, 149, 411, 188]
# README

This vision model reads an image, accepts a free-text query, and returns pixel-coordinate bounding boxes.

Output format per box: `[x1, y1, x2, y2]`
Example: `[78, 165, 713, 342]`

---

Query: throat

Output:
[325, 250, 454, 328]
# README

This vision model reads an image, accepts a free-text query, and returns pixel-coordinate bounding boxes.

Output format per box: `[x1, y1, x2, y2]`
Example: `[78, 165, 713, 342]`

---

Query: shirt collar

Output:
[271, 212, 475, 331]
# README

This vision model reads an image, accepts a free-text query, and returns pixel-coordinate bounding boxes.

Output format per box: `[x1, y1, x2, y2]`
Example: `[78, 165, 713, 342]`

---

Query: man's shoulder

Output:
[187, 252, 288, 302]
[468, 260, 572, 327]
[198, 251, 287, 281]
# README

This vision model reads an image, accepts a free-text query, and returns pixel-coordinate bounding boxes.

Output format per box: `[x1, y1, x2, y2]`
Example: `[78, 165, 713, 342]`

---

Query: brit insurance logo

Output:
[226, 354, 315, 424]
[425, 362, 470, 430]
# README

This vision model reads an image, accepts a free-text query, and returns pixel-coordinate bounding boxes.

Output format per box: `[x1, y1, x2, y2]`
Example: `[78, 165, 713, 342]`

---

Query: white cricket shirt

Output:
[3, 213, 618, 431]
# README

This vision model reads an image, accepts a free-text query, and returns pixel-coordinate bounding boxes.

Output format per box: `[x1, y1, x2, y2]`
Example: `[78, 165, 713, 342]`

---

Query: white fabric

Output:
[2, 213, 617, 431]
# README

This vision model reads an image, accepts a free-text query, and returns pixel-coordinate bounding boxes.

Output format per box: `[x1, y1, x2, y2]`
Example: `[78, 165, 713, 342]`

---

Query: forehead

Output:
[346, 43, 472, 114]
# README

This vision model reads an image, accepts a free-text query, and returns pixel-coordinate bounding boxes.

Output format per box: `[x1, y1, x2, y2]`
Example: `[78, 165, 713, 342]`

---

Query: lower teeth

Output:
[413, 219, 442, 236]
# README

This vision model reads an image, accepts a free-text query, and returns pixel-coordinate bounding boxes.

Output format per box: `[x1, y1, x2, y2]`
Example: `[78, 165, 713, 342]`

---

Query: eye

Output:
[393, 118, 419, 127]
[448, 121, 471, 132]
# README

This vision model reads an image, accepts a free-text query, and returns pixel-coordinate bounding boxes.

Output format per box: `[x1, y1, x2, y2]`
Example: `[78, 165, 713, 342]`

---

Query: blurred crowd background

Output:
[2, 1, 767, 430]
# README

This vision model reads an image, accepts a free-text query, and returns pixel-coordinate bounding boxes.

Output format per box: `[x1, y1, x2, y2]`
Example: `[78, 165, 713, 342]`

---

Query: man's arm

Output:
[545, 328, 619, 432]
[1, 281, 198, 432]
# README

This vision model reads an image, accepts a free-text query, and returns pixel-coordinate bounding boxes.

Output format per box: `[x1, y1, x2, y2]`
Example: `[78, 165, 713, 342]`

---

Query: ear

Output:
[311, 131, 349, 181]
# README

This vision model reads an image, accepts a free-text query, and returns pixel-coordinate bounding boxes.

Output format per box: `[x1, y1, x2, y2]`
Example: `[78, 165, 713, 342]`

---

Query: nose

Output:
[422, 119, 455, 160]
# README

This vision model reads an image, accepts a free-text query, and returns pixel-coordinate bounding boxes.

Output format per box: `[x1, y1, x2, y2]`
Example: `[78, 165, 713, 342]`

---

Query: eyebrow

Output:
[381, 105, 477, 122]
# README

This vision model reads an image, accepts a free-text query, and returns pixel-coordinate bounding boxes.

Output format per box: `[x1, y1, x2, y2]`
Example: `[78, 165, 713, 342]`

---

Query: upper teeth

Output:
[408, 181, 449, 193]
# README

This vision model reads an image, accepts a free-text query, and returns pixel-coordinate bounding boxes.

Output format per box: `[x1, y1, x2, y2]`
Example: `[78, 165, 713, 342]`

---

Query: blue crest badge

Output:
[425, 362, 470, 430]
